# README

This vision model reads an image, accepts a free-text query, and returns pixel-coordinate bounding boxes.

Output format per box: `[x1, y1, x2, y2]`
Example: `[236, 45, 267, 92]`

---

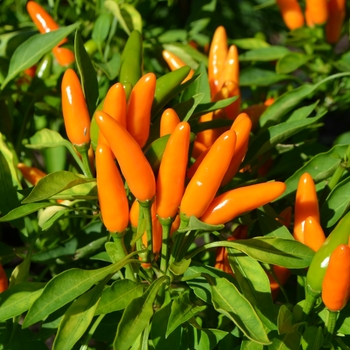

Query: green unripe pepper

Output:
[36, 53, 52, 79]
[303, 210, 350, 316]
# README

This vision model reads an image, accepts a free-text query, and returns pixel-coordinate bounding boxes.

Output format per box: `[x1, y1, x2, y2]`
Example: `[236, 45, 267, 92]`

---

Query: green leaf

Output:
[259, 72, 350, 127]
[96, 279, 144, 315]
[240, 67, 294, 87]
[244, 115, 323, 164]
[22, 253, 137, 328]
[173, 93, 205, 122]
[257, 210, 293, 240]
[191, 96, 238, 119]
[94, 52, 121, 80]
[191, 325, 228, 350]
[22, 171, 95, 204]
[268, 330, 301, 350]
[320, 176, 350, 228]
[239, 46, 290, 61]
[49, 181, 97, 201]
[166, 291, 206, 337]
[120, 3, 142, 33]
[281, 144, 349, 199]
[240, 338, 265, 349]
[206, 276, 270, 345]
[228, 248, 277, 330]
[232, 38, 270, 50]
[300, 326, 324, 350]
[38, 205, 69, 231]
[1, 23, 79, 89]
[0, 282, 45, 322]
[113, 276, 170, 350]
[277, 305, 295, 334]
[74, 30, 99, 118]
[177, 216, 224, 233]
[26, 128, 84, 171]
[163, 43, 208, 66]
[92, 12, 112, 44]
[105, 1, 131, 35]
[276, 52, 311, 74]
[52, 282, 105, 350]
[0, 202, 57, 222]
[285, 101, 319, 122]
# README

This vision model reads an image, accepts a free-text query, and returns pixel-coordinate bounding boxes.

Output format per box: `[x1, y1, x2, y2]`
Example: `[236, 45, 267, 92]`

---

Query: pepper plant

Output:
[0, 1, 350, 349]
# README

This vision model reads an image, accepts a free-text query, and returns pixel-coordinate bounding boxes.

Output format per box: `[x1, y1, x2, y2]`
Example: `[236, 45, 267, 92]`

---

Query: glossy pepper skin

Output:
[276, 0, 305, 30]
[305, 0, 328, 26]
[160, 108, 180, 137]
[17, 163, 47, 186]
[293, 173, 320, 244]
[156, 122, 191, 219]
[326, 0, 346, 44]
[162, 50, 194, 83]
[0, 264, 8, 293]
[322, 244, 350, 312]
[61, 69, 91, 146]
[126, 73, 156, 148]
[303, 216, 326, 252]
[180, 130, 236, 219]
[26, 1, 75, 66]
[306, 210, 350, 296]
[96, 144, 129, 233]
[201, 182, 286, 225]
[95, 111, 156, 202]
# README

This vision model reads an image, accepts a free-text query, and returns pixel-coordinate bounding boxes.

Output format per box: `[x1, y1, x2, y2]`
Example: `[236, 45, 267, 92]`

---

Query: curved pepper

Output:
[304, 216, 326, 252]
[200, 182, 286, 225]
[160, 108, 181, 137]
[61, 69, 91, 147]
[17, 163, 47, 186]
[96, 144, 129, 233]
[0, 264, 8, 293]
[326, 0, 346, 44]
[95, 111, 156, 202]
[276, 0, 305, 30]
[162, 50, 194, 83]
[305, 0, 328, 26]
[180, 130, 236, 219]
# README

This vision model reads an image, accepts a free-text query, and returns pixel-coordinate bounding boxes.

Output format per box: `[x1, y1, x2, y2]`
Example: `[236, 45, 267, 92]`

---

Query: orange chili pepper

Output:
[95, 111, 156, 202]
[61, 69, 91, 147]
[17, 163, 47, 186]
[26, 1, 75, 66]
[96, 144, 129, 233]
[326, 0, 346, 44]
[305, 0, 328, 25]
[0, 264, 8, 293]
[201, 182, 286, 225]
[221, 45, 239, 87]
[276, 206, 293, 228]
[126, 73, 156, 148]
[191, 141, 208, 159]
[304, 216, 326, 252]
[162, 50, 194, 83]
[160, 108, 181, 137]
[156, 122, 191, 219]
[180, 130, 236, 218]
[293, 172, 320, 244]
[24, 65, 37, 78]
[241, 104, 268, 129]
[98, 83, 127, 146]
[276, 0, 305, 30]
[208, 26, 228, 97]
[129, 199, 139, 229]
[221, 113, 252, 186]
[186, 147, 210, 180]
[322, 244, 350, 312]
[268, 265, 291, 300]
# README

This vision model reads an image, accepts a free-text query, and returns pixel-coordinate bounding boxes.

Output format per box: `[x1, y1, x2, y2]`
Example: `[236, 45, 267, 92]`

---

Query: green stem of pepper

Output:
[324, 309, 338, 345]
[76, 144, 94, 178]
[80, 314, 105, 350]
[302, 285, 319, 319]
[158, 216, 173, 274]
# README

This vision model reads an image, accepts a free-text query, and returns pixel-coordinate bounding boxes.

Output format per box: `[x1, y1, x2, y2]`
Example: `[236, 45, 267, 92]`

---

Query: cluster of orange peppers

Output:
[276, 0, 346, 43]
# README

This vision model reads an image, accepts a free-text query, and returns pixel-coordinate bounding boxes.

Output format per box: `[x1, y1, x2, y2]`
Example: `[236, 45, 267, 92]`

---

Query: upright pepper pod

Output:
[293, 173, 320, 244]
[26, 1, 75, 66]
[156, 121, 191, 219]
[276, 0, 305, 30]
[303, 216, 326, 252]
[0, 264, 8, 293]
[95, 111, 156, 202]
[17, 163, 47, 186]
[326, 0, 346, 44]
[322, 244, 350, 312]
[96, 144, 129, 233]
[180, 130, 236, 219]
[126, 73, 156, 148]
[160, 108, 181, 137]
[201, 182, 286, 225]
[305, 0, 328, 26]
[162, 50, 194, 83]
[61, 69, 91, 147]
[208, 26, 228, 97]
[221, 45, 239, 87]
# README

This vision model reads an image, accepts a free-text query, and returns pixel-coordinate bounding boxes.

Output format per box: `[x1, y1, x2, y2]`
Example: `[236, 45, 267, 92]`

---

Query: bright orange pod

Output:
[156, 122, 191, 219]
[201, 182, 286, 225]
[221, 45, 239, 87]
[52, 46, 75, 67]
[95, 111, 156, 202]
[293, 173, 320, 244]
[322, 244, 350, 312]
[61, 69, 91, 146]
[96, 144, 129, 233]
[221, 113, 252, 186]
[160, 108, 181, 137]
[305, 0, 328, 25]
[162, 50, 194, 83]
[17, 163, 47, 186]
[276, 0, 305, 30]
[180, 130, 236, 218]
[98, 83, 127, 146]
[326, 0, 346, 44]
[304, 216, 326, 252]
[0, 264, 8, 293]
[126, 73, 156, 148]
[208, 26, 228, 97]
[222, 80, 241, 121]
[191, 141, 208, 159]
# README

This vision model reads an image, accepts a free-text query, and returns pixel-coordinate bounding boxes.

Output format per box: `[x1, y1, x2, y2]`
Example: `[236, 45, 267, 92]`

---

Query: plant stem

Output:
[324, 309, 338, 345]
[80, 314, 105, 350]
[79, 146, 94, 178]
[158, 217, 173, 274]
